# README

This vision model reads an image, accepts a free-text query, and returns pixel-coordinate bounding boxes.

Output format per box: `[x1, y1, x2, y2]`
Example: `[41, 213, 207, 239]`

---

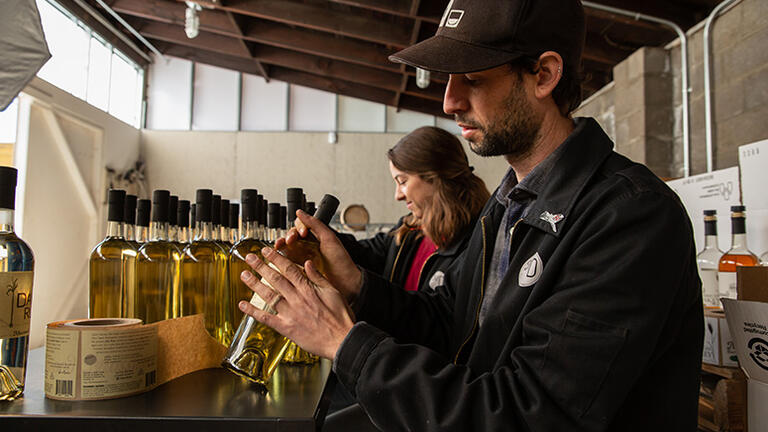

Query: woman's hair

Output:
[388, 126, 490, 248]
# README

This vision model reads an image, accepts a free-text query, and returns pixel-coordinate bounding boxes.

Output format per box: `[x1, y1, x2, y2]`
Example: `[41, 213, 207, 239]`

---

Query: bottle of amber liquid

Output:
[123, 194, 139, 249]
[89, 190, 136, 318]
[220, 199, 232, 249]
[177, 200, 191, 245]
[718, 205, 759, 300]
[168, 195, 179, 243]
[135, 190, 182, 323]
[212, 194, 222, 242]
[0, 166, 35, 401]
[226, 189, 264, 345]
[180, 190, 229, 343]
[229, 202, 240, 244]
[190, 203, 197, 242]
[136, 199, 151, 244]
[223, 194, 338, 384]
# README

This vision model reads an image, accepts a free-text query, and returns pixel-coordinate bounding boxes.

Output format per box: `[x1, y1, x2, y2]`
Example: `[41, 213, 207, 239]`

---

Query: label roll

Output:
[45, 318, 158, 401]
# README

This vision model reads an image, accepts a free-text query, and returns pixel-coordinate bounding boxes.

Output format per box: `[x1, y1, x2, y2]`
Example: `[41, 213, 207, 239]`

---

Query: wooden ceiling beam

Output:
[225, 10, 268, 80]
[111, 0, 400, 73]
[585, 0, 698, 29]
[328, 0, 440, 24]
[213, 0, 412, 48]
[394, 0, 422, 110]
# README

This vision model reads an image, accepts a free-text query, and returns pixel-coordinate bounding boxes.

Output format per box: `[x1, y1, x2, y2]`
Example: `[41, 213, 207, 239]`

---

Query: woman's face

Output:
[389, 161, 436, 220]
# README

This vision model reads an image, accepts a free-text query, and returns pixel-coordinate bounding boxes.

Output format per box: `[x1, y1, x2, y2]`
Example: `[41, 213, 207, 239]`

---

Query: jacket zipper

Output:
[454, 216, 488, 364]
[389, 234, 408, 282]
[416, 251, 438, 288]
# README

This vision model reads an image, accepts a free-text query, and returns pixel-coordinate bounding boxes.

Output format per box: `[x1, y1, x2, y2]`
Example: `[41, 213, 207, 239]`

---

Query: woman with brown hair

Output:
[339, 125, 490, 293]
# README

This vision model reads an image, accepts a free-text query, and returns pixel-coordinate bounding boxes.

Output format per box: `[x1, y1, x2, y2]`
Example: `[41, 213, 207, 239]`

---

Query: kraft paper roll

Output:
[45, 314, 226, 401]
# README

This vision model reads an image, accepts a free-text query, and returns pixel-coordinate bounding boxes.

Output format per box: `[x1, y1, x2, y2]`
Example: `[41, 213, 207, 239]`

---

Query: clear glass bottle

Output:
[0, 166, 35, 401]
[89, 190, 136, 318]
[257, 195, 266, 241]
[229, 202, 240, 244]
[761, 251, 768, 266]
[135, 190, 182, 323]
[180, 190, 230, 343]
[697, 210, 723, 308]
[136, 199, 151, 244]
[223, 196, 337, 383]
[718, 205, 759, 300]
[212, 194, 222, 242]
[123, 194, 139, 250]
[168, 195, 179, 243]
[177, 200, 191, 246]
[190, 203, 197, 242]
[220, 199, 232, 250]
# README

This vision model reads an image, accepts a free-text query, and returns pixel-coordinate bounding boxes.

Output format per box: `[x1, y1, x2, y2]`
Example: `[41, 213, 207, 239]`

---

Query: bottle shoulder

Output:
[0, 232, 35, 271]
[90, 237, 134, 259]
[137, 241, 182, 261]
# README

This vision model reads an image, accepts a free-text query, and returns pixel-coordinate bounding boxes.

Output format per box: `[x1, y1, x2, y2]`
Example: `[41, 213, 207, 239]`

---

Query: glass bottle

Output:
[0, 166, 35, 401]
[257, 195, 266, 241]
[226, 190, 264, 345]
[697, 210, 723, 308]
[123, 194, 139, 250]
[761, 251, 768, 266]
[135, 190, 182, 323]
[89, 189, 136, 318]
[136, 199, 151, 244]
[223, 196, 337, 384]
[212, 194, 222, 242]
[180, 190, 229, 343]
[718, 205, 759, 300]
[229, 202, 240, 244]
[190, 203, 197, 242]
[168, 195, 179, 243]
[177, 200, 191, 246]
[220, 199, 232, 249]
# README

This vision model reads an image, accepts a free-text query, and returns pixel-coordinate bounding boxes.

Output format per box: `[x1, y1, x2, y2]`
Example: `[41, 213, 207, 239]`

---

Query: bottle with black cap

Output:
[190, 203, 197, 242]
[0, 166, 35, 401]
[177, 200, 191, 245]
[211, 194, 222, 242]
[696, 210, 723, 308]
[220, 198, 232, 248]
[718, 205, 759, 300]
[222, 193, 339, 383]
[226, 190, 265, 344]
[306, 201, 316, 216]
[136, 190, 183, 323]
[89, 189, 136, 319]
[123, 194, 138, 246]
[279, 205, 287, 237]
[136, 199, 151, 244]
[256, 194, 265, 240]
[180, 189, 230, 343]
[168, 195, 179, 243]
[229, 202, 240, 244]
[266, 203, 281, 244]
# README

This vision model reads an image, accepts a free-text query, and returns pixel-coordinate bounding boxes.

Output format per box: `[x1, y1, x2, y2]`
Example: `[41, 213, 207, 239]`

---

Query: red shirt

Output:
[404, 235, 438, 291]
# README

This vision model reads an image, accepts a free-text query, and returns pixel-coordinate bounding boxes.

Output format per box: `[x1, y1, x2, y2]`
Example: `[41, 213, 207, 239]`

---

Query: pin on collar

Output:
[540, 211, 564, 233]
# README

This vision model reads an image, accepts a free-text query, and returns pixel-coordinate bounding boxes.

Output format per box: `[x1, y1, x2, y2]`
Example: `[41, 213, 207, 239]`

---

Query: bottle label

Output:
[700, 269, 720, 307]
[718, 271, 738, 300]
[0, 271, 34, 339]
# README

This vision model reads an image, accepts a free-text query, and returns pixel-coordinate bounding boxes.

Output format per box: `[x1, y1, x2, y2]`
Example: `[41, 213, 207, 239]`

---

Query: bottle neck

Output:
[730, 233, 750, 251]
[196, 222, 214, 241]
[124, 224, 136, 242]
[0, 208, 14, 233]
[150, 222, 169, 241]
[229, 228, 239, 244]
[220, 226, 230, 242]
[211, 224, 220, 241]
[107, 220, 123, 238]
[137, 226, 149, 243]
[703, 234, 719, 249]
[243, 221, 258, 240]
[168, 225, 179, 242]
[178, 226, 189, 244]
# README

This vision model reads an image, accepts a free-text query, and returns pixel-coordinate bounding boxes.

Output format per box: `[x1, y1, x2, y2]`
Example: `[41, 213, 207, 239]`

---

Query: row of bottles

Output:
[89, 187, 339, 384]
[696, 205, 766, 308]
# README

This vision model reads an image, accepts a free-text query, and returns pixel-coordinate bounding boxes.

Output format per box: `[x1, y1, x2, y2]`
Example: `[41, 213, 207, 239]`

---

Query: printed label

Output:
[700, 269, 719, 307]
[79, 327, 157, 399]
[0, 272, 34, 340]
[718, 271, 738, 300]
[45, 329, 80, 399]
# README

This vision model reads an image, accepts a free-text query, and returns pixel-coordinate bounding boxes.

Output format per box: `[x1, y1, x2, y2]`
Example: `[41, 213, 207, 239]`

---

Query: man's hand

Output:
[238, 247, 355, 360]
[277, 209, 363, 302]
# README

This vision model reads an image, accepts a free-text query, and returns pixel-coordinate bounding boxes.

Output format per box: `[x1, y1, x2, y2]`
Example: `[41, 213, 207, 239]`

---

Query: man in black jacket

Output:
[237, 0, 704, 430]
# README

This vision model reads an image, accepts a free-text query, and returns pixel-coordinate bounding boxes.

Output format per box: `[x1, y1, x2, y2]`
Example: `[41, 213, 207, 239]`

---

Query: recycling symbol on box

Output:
[748, 337, 768, 371]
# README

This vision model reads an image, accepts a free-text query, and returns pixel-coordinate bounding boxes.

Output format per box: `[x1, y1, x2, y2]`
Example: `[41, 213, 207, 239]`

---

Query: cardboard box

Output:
[722, 267, 768, 431]
[703, 309, 739, 367]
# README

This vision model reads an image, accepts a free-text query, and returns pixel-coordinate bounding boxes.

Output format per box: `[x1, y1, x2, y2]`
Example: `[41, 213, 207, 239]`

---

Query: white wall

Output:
[141, 130, 509, 224]
[16, 76, 140, 349]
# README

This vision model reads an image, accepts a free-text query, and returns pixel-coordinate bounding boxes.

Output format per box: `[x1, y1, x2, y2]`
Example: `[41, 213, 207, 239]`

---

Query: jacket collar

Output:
[520, 117, 614, 237]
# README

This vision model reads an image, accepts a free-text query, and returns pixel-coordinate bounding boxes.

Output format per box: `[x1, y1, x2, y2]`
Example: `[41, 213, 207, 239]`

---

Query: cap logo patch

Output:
[439, 0, 454, 27]
[445, 10, 464, 28]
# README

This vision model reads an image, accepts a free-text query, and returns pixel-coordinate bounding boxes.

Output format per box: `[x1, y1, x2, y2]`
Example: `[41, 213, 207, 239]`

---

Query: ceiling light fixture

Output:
[415, 67, 430, 89]
[185, 1, 201, 39]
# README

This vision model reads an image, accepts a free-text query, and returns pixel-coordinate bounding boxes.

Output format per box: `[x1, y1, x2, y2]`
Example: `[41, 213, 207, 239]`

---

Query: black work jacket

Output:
[334, 118, 703, 431]
[338, 217, 475, 292]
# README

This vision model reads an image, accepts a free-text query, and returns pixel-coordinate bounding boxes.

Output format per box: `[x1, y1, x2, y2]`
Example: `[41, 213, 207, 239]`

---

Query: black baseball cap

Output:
[389, 0, 585, 74]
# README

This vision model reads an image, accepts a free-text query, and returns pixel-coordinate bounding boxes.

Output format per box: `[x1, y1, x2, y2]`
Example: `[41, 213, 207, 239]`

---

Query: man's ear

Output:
[532, 51, 563, 101]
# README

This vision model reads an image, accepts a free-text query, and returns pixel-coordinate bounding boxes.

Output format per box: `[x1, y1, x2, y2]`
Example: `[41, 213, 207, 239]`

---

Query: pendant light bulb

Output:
[416, 67, 431, 89]
[185, 2, 201, 39]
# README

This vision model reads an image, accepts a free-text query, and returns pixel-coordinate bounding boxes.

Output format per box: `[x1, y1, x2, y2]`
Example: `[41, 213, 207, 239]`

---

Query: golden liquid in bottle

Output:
[222, 312, 292, 386]
[180, 240, 229, 343]
[228, 238, 266, 344]
[89, 238, 136, 318]
[135, 241, 182, 323]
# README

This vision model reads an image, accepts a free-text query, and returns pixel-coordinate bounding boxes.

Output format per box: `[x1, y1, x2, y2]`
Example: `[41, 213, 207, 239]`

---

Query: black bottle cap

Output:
[286, 187, 303, 203]
[731, 205, 746, 213]
[178, 200, 190, 228]
[306, 201, 316, 216]
[314, 194, 340, 225]
[152, 190, 170, 223]
[267, 203, 281, 229]
[279, 205, 287, 230]
[230, 203, 239, 229]
[190, 203, 197, 229]
[196, 189, 213, 223]
[108, 189, 126, 222]
[212, 194, 221, 225]
[703, 210, 716, 216]
[287, 201, 301, 224]
[124, 195, 138, 225]
[137, 199, 151, 227]
[220, 199, 230, 229]
[168, 195, 179, 226]
[258, 195, 267, 226]
[0, 166, 18, 210]
[241, 189, 258, 222]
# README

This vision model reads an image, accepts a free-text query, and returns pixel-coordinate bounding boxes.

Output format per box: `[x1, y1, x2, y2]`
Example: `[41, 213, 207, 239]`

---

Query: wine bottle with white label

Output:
[696, 210, 722, 308]
[0, 166, 35, 401]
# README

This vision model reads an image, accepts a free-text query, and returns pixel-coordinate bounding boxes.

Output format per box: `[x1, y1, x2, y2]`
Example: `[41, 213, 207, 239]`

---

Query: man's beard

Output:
[458, 80, 543, 159]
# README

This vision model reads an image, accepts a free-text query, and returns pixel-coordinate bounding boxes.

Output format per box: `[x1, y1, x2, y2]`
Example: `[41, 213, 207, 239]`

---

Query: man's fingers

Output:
[239, 269, 280, 306]
[239, 300, 283, 331]
[293, 218, 308, 237]
[296, 210, 334, 242]
[260, 247, 307, 290]
[244, 253, 295, 300]
[305, 260, 332, 290]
